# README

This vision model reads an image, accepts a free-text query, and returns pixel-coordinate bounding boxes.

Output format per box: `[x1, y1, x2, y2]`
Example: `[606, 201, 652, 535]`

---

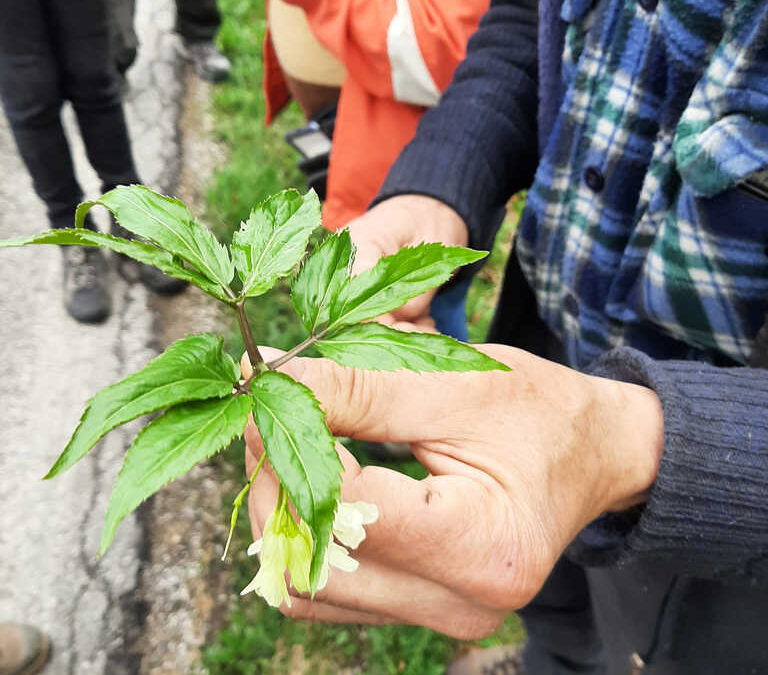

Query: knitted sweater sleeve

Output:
[373, 0, 539, 253]
[574, 348, 768, 581]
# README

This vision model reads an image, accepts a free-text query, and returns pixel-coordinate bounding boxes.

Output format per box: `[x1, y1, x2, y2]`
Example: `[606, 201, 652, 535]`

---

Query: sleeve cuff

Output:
[372, 135, 508, 255]
[568, 348, 768, 580]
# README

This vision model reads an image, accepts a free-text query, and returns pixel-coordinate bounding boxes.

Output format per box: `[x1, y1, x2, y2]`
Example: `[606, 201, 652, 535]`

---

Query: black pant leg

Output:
[519, 557, 607, 675]
[176, 0, 221, 42]
[0, 0, 83, 229]
[48, 0, 140, 194]
[108, 0, 138, 75]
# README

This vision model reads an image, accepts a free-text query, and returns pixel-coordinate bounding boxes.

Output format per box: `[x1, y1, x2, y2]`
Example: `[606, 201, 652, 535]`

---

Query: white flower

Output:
[316, 540, 360, 591]
[315, 501, 379, 591]
[242, 499, 379, 603]
[332, 501, 379, 550]
[240, 497, 313, 607]
[240, 539, 291, 607]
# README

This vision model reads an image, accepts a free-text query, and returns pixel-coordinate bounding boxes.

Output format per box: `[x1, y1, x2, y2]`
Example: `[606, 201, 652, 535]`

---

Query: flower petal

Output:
[240, 566, 292, 607]
[333, 503, 366, 549]
[328, 541, 359, 573]
[285, 519, 313, 594]
[247, 539, 263, 556]
[351, 501, 379, 524]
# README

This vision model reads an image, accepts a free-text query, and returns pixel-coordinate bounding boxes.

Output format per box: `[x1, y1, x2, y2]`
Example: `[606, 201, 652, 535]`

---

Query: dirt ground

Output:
[138, 68, 237, 675]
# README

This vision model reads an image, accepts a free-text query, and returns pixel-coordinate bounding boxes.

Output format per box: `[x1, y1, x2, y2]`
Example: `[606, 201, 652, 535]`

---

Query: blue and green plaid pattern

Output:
[517, 0, 768, 367]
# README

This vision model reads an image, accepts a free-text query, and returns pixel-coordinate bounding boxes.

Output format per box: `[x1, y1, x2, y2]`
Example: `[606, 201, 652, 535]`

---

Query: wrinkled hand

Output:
[243, 344, 663, 639]
[344, 195, 469, 330]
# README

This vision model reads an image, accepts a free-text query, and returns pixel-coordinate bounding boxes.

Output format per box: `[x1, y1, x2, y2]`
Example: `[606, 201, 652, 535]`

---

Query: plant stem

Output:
[235, 301, 267, 374]
[266, 333, 319, 370]
[221, 450, 268, 561]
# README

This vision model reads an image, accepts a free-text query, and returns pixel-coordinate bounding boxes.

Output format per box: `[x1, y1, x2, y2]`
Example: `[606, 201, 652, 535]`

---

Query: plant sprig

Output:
[0, 185, 509, 597]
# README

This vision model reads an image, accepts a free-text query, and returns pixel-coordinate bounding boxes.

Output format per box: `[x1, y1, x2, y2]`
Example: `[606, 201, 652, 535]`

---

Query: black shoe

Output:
[62, 246, 111, 324]
[110, 221, 188, 296]
[180, 40, 231, 82]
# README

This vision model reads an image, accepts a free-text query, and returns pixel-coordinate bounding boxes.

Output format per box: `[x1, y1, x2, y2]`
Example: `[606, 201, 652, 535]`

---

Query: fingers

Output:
[391, 291, 437, 327]
[289, 556, 507, 640]
[244, 342, 516, 447]
[279, 598, 398, 626]
[260, 354, 459, 442]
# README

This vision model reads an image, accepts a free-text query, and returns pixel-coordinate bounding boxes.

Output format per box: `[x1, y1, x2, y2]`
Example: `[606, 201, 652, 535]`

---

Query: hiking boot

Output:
[62, 246, 111, 324]
[447, 646, 524, 675]
[110, 221, 188, 296]
[180, 40, 231, 82]
[0, 623, 51, 675]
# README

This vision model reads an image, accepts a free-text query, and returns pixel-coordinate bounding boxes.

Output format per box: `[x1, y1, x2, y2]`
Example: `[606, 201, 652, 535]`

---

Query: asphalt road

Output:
[0, 1, 182, 672]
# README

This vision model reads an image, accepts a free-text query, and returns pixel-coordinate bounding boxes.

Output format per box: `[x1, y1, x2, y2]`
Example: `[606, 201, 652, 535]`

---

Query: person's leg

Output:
[49, 0, 185, 297]
[175, 0, 230, 82]
[0, 0, 83, 230]
[0, 0, 111, 322]
[49, 0, 141, 194]
[108, 0, 138, 76]
[176, 0, 221, 42]
[518, 557, 607, 675]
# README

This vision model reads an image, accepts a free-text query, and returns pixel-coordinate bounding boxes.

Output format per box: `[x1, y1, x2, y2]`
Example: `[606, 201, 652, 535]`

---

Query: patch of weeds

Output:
[206, 0, 305, 240]
[466, 195, 525, 343]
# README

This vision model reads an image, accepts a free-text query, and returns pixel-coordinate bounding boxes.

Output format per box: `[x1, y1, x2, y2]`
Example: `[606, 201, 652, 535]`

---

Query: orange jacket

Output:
[264, 0, 489, 230]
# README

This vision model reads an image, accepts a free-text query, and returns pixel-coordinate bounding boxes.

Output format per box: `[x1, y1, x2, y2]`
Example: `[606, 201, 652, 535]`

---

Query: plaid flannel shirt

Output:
[517, 0, 768, 368]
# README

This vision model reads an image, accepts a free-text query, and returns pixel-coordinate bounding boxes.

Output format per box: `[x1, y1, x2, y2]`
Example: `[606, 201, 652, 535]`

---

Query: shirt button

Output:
[638, 0, 658, 11]
[584, 166, 605, 192]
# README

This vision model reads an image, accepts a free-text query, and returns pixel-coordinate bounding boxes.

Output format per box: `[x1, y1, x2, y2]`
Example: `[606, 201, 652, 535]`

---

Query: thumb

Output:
[249, 348, 452, 442]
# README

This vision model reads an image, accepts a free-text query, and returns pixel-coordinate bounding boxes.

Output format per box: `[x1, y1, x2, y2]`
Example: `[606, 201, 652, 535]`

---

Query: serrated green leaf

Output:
[327, 244, 487, 331]
[232, 189, 321, 298]
[0, 228, 230, 301]
[250, 371, 342, 592]
[101, 395, 251, 554]
[291, 229, 354, 333]
[317, 322, 511, 373]
[77, 185, 234, 291]
[46, 334, 239, 479]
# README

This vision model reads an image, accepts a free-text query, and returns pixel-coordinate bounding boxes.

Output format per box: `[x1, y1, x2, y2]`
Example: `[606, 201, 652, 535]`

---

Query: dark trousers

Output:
[0, 0, 140, 229]
[519, 558, 607, 675]
[176, 0, 221, 42]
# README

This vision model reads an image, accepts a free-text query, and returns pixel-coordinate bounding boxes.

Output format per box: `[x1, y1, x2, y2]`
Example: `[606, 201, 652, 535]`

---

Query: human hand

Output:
[243, 343, 663, 638]
[344, 195, 469, 330]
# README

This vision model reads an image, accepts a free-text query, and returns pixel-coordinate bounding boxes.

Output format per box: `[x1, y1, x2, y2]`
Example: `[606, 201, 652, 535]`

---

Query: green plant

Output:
[0, 184, 508, 605]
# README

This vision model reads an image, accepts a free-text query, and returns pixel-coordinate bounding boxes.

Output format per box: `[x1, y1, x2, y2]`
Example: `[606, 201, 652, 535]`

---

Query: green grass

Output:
[202, 1, 525, 672]
[206, 0, 304, 236]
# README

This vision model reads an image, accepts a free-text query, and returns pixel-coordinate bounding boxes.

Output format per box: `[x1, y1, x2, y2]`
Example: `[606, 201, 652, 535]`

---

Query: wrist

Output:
[592, 376, 664, 513]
